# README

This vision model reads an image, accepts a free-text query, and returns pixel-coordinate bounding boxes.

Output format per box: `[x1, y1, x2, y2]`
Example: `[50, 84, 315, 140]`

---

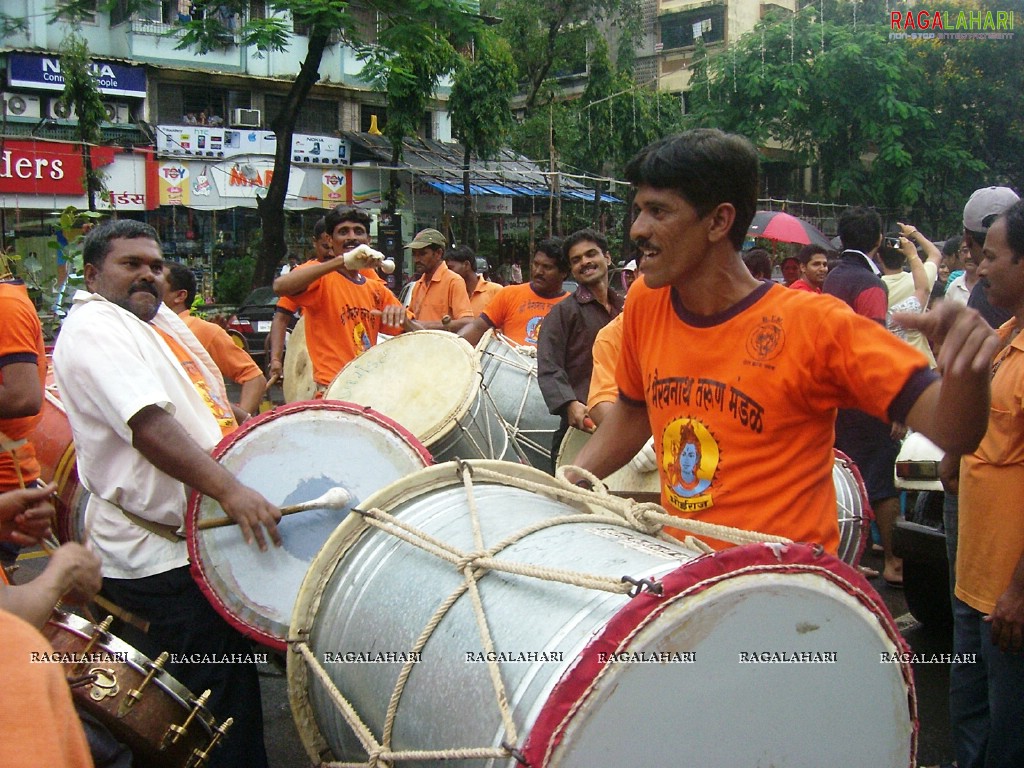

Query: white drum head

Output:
[283, 316, 316, 403]
[187, 401, 431, 651]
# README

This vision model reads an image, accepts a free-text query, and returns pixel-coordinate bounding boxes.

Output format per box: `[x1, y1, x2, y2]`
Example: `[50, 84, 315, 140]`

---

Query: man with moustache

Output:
[458, 238, 570, 348]
[274, 206, 412, 392]
[568, 129, 997, 558]
[406, 228, 474, 332]
[950, 199, 1024, 768]
[538, 228, 624, 465]
[53, 220, 282, 768]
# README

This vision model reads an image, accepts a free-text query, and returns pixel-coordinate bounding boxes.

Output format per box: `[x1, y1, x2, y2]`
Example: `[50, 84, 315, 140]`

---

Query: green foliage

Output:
[58, 33, 110, 209]
[684, 4, 1001, 230]
[215, 255, 256, 304]
[450, 30, 518, 162]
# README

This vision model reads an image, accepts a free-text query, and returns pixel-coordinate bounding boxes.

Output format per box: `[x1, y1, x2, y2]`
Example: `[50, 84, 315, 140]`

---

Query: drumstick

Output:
[196, 486, 353, 531]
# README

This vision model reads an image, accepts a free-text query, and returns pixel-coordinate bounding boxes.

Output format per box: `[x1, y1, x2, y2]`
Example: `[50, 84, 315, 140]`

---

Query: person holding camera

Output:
[879, 224, 943, 367]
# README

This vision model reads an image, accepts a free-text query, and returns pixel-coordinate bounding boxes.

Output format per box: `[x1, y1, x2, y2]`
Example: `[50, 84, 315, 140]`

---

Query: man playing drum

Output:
[273, 206, 412, 394]
[54, 220, 281, 768]
[459, 238, 570, 348]
[569, 129, 998, 556]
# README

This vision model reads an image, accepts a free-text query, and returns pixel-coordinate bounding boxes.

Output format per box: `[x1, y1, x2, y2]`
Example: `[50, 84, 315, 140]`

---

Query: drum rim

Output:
[187, 400, 433, 651]
[833, 448, 873, 567]
[47, 610, 214, 728]
[323, 331, 482, 444]
[520, 541, 916, 765]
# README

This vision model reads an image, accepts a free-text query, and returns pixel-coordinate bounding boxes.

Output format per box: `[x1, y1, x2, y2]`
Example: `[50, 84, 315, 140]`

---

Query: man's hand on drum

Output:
[373, 306, 420, 333]
[45, 542, 102, 604]
[566, 401, 591, 432]
[219, 483, 282, 552]
[0, 483, 56, 546]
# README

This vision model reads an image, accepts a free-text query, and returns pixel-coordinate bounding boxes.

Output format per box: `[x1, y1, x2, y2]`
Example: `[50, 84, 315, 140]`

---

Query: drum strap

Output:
[119, 508, 182, 542]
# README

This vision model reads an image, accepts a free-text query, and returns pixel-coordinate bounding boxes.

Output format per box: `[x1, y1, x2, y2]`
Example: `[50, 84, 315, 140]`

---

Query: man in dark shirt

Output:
[822, 207, 904, 587]
[538, 228, 624, 469]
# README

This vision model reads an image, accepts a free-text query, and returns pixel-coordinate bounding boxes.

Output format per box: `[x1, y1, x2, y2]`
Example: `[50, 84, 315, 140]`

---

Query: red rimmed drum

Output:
[289, 460, 916, 767]
[28, 364, 89, 543]
[186, 401, 431, 651]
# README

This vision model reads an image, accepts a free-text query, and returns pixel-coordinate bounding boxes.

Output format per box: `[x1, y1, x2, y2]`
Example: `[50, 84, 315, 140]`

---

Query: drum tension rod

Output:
[72, 615, 114, 676]
[187, 717, 233, 768]
[162, 689, 211, 749]
[621, 576, 664, 598]
[118, 651, 169, 718]
[501, 741, 532, 767]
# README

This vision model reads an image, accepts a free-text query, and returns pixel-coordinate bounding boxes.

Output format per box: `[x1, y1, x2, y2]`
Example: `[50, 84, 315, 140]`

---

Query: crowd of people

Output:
[1, 127, 1021, 768]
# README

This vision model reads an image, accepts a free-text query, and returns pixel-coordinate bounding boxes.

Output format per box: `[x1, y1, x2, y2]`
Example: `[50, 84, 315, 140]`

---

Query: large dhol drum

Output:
[28, 365, 89, 543]
[289, 461, 916, 767]
[283, 316, 316, 402]
[477, 330, 560, 469]
[325, 331, 512, 462]
[187, 401, 431, 651]
[44, 611, 226, 768]
[834, 448, 873, 567]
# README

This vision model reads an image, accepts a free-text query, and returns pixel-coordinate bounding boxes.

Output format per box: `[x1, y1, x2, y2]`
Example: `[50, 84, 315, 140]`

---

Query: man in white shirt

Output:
[54, 220, 280, 768]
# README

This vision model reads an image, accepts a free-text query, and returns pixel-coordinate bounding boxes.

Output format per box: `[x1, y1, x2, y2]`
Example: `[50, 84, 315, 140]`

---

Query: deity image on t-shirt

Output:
[662, 417, 718, 512]
[524, 316, 543, 345]
[352, 321, 372, 353]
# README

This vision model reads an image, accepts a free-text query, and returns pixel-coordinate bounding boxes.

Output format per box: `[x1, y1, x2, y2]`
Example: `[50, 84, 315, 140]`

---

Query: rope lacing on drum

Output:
[295, 461, 790, 767]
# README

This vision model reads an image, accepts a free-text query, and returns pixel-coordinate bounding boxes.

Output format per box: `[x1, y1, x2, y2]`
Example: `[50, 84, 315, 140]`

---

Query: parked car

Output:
[226, 286, 279, 367]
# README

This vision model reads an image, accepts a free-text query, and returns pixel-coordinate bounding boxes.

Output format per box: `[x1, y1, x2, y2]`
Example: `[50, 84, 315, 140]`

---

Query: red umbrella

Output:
[747, 211, 832, 249]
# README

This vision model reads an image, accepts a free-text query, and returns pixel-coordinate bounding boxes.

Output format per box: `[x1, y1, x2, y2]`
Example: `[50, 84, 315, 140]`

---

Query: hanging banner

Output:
[158, 163, 190, 206]
[321, 169, 350, 206]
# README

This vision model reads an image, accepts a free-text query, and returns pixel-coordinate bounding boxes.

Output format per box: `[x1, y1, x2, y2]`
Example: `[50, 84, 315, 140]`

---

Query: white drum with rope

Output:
[288, 460, 916, 767]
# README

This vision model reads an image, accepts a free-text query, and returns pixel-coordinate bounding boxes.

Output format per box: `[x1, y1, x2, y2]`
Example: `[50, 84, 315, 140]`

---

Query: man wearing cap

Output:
[949, 199, 1024, 768]
[964, 186, 1020, 329]
[938, 187, 1022, 734]
[406, 228, 474, 331]
[458, 238, 570, 348]
[445, 245, 502, 316]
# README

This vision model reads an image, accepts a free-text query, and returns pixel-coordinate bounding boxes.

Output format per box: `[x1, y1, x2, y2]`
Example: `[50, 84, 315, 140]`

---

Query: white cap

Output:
[963, 186, 1020, 233]
[624, 259, 637, 272]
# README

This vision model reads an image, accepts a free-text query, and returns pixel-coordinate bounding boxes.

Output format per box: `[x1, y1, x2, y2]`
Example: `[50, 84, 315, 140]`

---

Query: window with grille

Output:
[660, 6, 726, 50]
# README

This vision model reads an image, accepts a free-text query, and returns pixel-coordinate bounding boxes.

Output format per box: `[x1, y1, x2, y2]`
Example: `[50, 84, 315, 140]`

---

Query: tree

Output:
[449, 29, 517, 246]
[483, 0, 641, 112]
[684, 4, 994, 231]
[57, 0, 481, 289]
[57, 34, 109, 211]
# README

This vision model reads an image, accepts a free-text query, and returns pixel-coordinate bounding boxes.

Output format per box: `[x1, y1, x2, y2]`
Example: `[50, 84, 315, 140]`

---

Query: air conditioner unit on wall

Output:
[103, 102, 131, 124]
[231, 108, 261, 128]
[2, 93, 42, 119]
[47, 99, 76, 120]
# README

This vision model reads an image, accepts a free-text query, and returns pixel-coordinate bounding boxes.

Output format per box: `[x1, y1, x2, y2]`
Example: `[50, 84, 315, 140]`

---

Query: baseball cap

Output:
[623, 259, 637, 272]
[405, 228, 447, 249]
[963, 186, 1020, 233]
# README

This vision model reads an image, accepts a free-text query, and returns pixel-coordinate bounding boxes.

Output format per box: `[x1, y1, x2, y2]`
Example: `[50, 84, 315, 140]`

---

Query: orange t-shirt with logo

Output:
[481, 283, 569, 347]
[617, 280, 936, 553]
[588, 312, 623, 409]
[277, 261, 382, 314]
[0, 281, 47, 489]
[289, 271, 404, 385]
[152, 326, 238, 437]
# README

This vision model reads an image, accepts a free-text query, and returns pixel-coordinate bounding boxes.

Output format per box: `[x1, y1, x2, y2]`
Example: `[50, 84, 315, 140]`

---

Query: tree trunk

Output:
[253, 30, 330, 289]
[462, 144, 473, 246]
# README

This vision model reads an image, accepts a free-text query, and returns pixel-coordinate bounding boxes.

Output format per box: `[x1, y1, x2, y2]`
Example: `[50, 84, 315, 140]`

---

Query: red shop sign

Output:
[0, 139, 116, 195]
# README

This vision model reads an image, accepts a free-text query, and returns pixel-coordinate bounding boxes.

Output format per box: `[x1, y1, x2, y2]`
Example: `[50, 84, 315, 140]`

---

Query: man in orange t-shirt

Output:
[406, 228, 473, 331]
[274, 206, 412, 390]
[0, 280, 47, 493]
[165, 262, 266, 418]
[569, 129, 998, 555]
[459, 239, 569, 347]
[445, 244, 502, 316]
